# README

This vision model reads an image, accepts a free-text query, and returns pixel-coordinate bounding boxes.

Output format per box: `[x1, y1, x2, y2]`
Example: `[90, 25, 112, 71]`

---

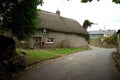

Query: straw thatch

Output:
[38, 10, 89, 35]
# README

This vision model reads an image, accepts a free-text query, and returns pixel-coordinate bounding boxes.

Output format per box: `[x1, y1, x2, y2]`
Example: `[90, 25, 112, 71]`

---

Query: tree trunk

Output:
[0, 35, 16, 79]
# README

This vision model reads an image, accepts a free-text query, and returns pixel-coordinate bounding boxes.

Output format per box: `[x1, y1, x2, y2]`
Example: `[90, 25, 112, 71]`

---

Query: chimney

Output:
[56, 10, 60, 16]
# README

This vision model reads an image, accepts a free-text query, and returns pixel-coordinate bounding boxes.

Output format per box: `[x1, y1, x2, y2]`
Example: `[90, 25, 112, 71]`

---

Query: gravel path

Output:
[13, 47, 120, 80]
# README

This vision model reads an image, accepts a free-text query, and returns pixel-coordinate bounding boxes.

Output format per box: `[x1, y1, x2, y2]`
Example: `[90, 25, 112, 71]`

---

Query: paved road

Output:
[13, 47, 120, 80]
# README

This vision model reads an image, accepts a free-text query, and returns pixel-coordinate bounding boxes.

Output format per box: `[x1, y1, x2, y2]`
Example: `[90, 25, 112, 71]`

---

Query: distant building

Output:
[88, 30, 116, 39]
[104, 30, 116, 37]
[88, 30, 104, 39]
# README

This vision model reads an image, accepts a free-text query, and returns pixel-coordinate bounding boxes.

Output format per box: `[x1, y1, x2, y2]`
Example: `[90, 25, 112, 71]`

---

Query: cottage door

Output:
[34, 37, 41, 49]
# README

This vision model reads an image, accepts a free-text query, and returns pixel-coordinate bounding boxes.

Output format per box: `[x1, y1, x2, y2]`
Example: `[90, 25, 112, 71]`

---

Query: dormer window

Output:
[42, 29, 47, 35]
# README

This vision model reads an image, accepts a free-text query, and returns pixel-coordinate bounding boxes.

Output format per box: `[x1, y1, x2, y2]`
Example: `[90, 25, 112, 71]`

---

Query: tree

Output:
[0, 0, 43, 40]
[104, 33, 117, 45]
[82, 19, 94, 30]
[81, 0, 120, 4]
[0, 0, 43, 78]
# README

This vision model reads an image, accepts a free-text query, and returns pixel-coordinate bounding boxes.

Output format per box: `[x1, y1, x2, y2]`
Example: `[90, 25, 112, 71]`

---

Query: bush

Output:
[95, 36, 103, 42]
[104, 33, 117, 45]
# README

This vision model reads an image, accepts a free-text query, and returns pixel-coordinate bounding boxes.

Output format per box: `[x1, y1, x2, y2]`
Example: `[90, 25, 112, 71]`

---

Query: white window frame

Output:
[46, 38, 54, 44]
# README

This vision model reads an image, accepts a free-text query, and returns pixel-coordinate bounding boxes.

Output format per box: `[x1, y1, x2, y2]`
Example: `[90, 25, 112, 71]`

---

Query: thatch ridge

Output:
[38, 10, 89, 35]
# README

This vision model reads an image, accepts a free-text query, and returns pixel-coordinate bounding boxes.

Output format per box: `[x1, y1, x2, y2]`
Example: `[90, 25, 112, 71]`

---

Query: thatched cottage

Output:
[29, 10, 89, 48]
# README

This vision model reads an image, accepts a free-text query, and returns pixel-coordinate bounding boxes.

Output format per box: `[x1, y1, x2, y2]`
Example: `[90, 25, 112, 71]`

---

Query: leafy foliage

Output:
[0, 0, 43, 40]
[104, 33, 117, 45]
[81, 0, 93, 3]
[81, 0, 120, 4]
[112, 0, 120, 4]
[95, 36, 103, 41]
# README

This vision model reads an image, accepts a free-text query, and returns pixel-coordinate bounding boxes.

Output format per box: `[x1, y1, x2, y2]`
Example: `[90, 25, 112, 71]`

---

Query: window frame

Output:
[46, 38, 54, 44]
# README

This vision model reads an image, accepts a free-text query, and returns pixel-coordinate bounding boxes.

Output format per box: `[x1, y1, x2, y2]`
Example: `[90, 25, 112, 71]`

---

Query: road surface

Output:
[12, 47, 120, 80]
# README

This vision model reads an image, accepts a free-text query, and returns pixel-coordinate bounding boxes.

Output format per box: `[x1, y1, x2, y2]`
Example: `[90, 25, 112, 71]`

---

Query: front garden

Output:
[16, 48, 87, 66]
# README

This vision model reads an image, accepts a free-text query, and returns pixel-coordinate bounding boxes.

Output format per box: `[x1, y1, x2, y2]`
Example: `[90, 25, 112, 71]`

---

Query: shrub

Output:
[104, 33, 117, 45]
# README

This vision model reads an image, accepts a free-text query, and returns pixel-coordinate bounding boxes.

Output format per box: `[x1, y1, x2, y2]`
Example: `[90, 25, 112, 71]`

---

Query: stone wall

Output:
[29, 30, 88, 48]
[117, 31, 120, 54]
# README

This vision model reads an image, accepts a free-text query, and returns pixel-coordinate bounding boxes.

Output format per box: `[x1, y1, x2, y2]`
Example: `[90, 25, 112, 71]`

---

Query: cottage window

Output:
[46, 38, 54, 43]
[42, 29, 47, 35]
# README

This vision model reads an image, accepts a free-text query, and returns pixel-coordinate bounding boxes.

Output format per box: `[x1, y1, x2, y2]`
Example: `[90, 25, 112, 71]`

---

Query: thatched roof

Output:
[38, 10, 88, 35]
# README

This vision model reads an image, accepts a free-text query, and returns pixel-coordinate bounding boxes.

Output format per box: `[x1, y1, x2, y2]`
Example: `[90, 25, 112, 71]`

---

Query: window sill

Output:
[46, 42, 54, 44]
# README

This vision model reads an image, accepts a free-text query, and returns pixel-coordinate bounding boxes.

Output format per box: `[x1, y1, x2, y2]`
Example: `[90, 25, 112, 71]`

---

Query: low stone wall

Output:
[112, 52, 120, 71]
[117, 30, 120, 54]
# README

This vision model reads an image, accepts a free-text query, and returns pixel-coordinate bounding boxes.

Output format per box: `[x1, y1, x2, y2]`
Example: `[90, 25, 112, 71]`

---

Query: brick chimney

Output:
[56, 10, 60, 16]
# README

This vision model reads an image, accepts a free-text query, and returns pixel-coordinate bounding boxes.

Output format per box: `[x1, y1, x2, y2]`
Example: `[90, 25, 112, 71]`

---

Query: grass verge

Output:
[16, 47, 88, 66]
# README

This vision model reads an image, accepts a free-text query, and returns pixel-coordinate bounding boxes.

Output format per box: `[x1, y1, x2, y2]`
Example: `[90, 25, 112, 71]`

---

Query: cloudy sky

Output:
[38, 0, 120, 31]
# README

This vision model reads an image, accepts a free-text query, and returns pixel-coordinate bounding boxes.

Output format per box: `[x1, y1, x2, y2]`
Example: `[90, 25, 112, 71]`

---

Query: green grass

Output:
[47, 48, 85, 54]
[16, 48, 86, 65]
[25, 50, 60, 64]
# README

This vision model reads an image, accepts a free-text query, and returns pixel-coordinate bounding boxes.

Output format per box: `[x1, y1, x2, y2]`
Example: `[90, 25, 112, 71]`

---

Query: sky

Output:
[37, 0, 120, 31]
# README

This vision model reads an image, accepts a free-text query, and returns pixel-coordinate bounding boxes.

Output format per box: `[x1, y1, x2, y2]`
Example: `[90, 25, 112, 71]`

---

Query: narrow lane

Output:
[13, 47, 120, 80]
